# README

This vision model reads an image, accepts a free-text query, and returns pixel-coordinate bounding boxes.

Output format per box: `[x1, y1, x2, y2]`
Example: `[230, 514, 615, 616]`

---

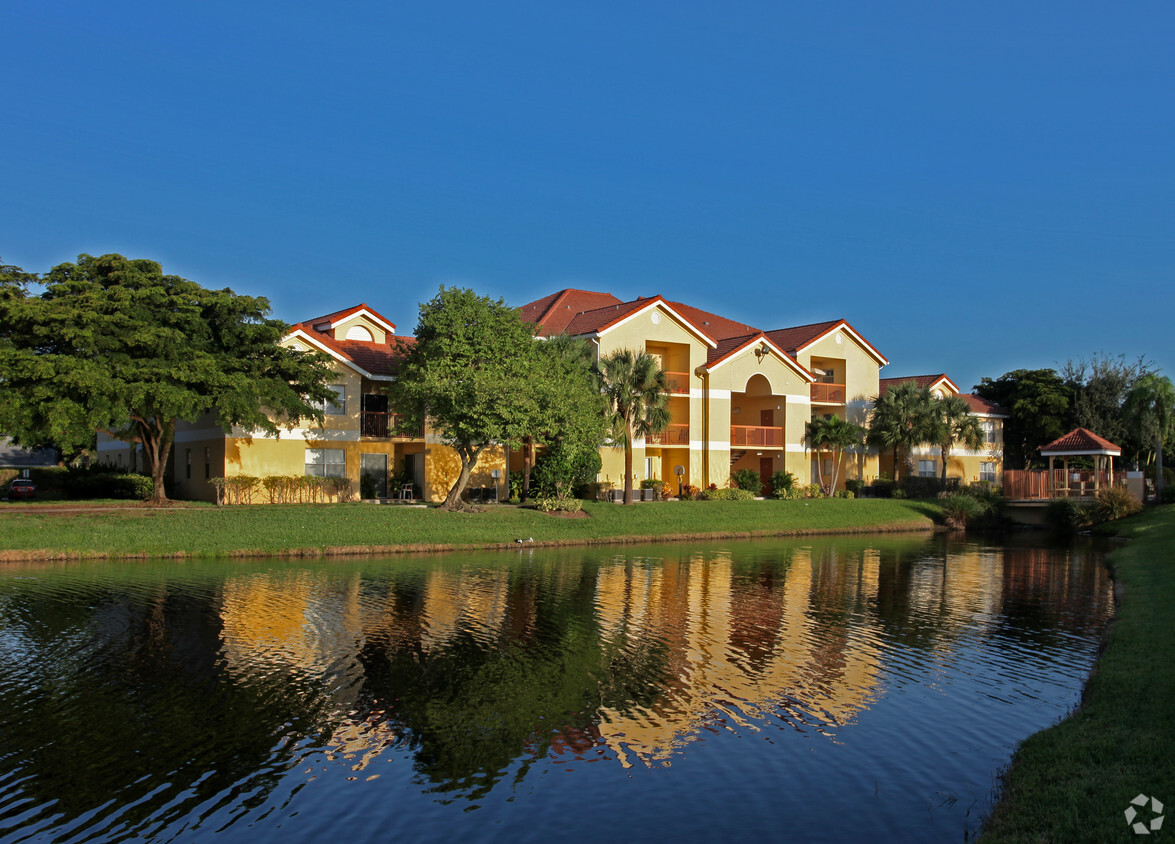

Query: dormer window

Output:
[344, 325, 374, 341]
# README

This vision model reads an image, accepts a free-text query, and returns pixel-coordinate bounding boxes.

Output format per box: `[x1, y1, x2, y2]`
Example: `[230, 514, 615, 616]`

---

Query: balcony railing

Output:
[663, 371, 691, 395]
[730, 425, 784, 447]
[810, 382, 846, 404]
[361, 411, 423, 439]
[646, 423, 690, 446]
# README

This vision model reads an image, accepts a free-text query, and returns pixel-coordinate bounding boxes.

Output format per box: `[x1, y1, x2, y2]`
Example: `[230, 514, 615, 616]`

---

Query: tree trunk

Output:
[442, 444, 484, 511]
[940, 445, 949, 482]
[521, 436, 533, 502]
[135, 416, 174, 505]
[623, 426, 635, 505]
[1157, 436, 1166, 499]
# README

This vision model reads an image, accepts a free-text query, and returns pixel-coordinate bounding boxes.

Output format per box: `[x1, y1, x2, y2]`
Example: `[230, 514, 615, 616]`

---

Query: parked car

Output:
[8, 478, 36, 500]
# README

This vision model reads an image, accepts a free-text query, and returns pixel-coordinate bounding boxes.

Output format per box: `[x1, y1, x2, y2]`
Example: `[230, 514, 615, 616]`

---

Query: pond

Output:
[0, 534, 1112, 843]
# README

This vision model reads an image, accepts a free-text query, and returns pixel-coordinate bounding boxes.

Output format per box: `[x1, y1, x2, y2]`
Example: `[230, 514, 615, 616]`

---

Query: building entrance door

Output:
[360, 453, 388, 498]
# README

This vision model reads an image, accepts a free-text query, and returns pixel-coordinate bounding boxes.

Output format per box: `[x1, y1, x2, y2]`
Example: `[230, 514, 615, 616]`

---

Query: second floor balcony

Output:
[361, 411, 424, 439]
[731, 425, 784, 448]
[810, 383, 846, 404]
[646, 423, 690, 446]
[661, 371, 691, 395]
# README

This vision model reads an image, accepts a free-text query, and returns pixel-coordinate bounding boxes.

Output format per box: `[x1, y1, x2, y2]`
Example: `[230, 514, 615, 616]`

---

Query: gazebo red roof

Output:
[1040, 428, 1122, 456]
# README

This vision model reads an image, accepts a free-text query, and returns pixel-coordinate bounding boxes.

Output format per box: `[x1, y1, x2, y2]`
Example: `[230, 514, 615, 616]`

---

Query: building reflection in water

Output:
[208, 536, 1111, 787]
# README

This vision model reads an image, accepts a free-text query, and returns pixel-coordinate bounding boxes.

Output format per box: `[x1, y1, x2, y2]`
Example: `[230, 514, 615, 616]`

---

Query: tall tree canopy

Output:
[599, 349, 670, 505]
[388, 286, 544, 511]
[0, 254, 336, 502]
[973, 369, 1071, 470]
[1062, 354, 1153, 462]
[524, 335, 608, 500]
[1122, 374, 1175, 496]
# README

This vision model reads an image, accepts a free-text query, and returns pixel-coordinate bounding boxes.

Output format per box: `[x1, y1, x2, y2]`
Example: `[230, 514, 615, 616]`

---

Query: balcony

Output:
[361, 411, 423, 439]
[730, 425, 784, 447]
[646, 423, 690, 446]
[810, 382, 846, 404]
[663, 371, 691, 396]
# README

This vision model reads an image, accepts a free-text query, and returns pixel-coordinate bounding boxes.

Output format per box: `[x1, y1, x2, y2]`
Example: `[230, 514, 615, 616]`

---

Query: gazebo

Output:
[1040, 428, 1122, 498]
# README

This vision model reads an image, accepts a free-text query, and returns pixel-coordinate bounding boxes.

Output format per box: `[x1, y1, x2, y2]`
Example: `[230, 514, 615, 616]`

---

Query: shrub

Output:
[731, 468, 761, 494]
[1162, 485, 1175, 504]
[1095, 486, 1142, 522]
[771, 470, 796, 499]
[1046, 497, 1095, 531]
[898, 475, 959, 499]
[700, 487, 755, 501]
[529, 496, 583, 513]
[834, 489, 855, 499]
[63, 467, 154, 500]
[890, 488, 907, 500]
[939, 492, 991, 530]
[844, 478, 864, 496]
[871, 479, 896, 498]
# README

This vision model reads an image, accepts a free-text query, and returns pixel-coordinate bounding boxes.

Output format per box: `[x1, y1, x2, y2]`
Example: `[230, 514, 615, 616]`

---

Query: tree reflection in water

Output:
[0, 534, 1112, 842]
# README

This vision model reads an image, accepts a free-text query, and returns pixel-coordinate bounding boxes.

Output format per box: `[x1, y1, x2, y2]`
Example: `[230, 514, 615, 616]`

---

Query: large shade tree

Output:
[866, 382, 936, 480]
[0, 254, 337, 503]
[973, 369, 1070, 469]
[599, 349, 670, 505]
[388, 286, 544, 511]
[930, 395, 985, 482]
[805, 414, 864, 496]
[1122, 373, 1175, 498]
[522, 335, 608, 501]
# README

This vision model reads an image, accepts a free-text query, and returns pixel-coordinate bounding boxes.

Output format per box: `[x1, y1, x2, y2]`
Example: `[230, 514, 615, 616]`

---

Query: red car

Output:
[8, 479, 36, 500]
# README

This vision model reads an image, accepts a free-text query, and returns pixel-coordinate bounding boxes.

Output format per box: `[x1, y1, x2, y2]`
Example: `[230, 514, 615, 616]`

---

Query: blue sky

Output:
[4, 0, 1172, 392]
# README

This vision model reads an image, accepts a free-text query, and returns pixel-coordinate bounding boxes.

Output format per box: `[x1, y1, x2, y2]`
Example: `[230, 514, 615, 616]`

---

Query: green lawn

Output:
[980, 504, 1175, 842]
[0, 498, 937, 560]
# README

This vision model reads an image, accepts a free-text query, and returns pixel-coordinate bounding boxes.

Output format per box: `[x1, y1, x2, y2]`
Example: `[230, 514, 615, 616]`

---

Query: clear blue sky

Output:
[4, 0, 1172, 392]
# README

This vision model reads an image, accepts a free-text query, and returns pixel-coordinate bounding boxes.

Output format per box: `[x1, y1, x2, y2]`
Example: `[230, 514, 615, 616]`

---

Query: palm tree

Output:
[599, 348, 671, 505]
[867, 383, 936, 480]
[930, 395, 985, 483]
[1123, 374, 1175, 498]
[805, 414, 864, 496]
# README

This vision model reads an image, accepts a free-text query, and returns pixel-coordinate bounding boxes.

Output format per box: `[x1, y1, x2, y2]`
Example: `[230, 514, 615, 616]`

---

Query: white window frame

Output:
[305, 448, 346, 478]
[980, 461, 996, 483]
[918, 459, 937, 478]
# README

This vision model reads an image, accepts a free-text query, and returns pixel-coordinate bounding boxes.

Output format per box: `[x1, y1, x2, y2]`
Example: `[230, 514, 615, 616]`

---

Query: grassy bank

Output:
[0, 498, 937, 560]
[980, 504, 1175, 842]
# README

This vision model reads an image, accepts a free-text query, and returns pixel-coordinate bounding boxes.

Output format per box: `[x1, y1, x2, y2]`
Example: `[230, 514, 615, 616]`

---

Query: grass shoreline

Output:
[0, 498, 938, 562]
[979, 504, 1175, 842]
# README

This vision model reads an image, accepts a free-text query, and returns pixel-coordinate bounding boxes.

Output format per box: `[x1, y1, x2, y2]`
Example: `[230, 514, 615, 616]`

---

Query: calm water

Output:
[0, 534, 1112, 843]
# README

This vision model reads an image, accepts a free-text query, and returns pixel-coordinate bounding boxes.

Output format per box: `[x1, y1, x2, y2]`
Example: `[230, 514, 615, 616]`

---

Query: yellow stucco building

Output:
[518, 289, 893, 494]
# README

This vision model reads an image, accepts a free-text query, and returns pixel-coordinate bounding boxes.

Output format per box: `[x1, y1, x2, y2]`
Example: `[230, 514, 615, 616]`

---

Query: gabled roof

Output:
[284, 303, 410, 380]
[561, 296, 718, 348]
[309, 303, 396, 335]
[704, 332, 815, 381]
[764, 319, 889, 366]
[879, 374, 960, 396]
[960, 394, 1008, 417]
[518, 289, 623, 335]
[1041, 428, 1122, 456]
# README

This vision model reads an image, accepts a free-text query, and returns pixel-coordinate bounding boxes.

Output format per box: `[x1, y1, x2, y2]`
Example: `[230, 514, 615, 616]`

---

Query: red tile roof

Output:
[287, 304, 411, 377]
[663, 300, 759, 341]
[762, 320, 843, 354]
[960, 394, 1008, 416]
[517, 289, 623, 335]
[1041, 428, 1122, 455]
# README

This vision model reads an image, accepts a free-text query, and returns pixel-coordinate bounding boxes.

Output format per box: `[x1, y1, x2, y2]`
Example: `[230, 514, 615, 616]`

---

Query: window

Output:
[918, 459, 937, 478]
[185, 448, 191, 480]
[981, 420, 997, 444]
[315, 385, 346, 416]
[980, 462, 996, 483]
[204, 447, 211, 479]
[305, 448, 346, 478]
